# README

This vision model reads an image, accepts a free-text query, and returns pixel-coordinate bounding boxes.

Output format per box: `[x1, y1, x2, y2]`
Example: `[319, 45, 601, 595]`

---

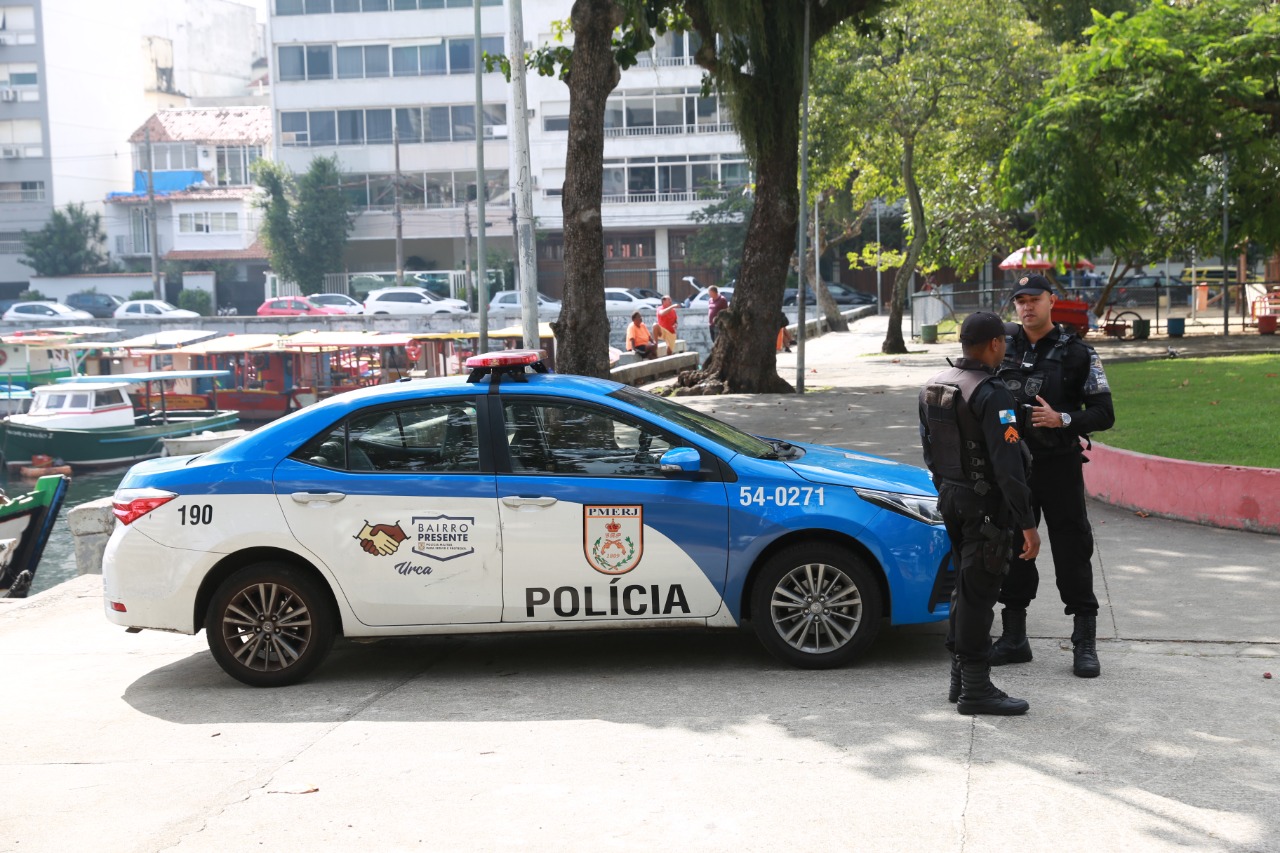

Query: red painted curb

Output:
[1083, 442, 1280, 534]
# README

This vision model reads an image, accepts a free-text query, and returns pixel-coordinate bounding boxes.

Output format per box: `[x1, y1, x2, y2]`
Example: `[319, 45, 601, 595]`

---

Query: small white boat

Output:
[161, 429, 250, 457]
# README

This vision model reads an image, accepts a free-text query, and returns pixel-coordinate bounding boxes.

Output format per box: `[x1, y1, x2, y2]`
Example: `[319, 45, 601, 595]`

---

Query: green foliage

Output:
[129, 290, 154, 301]
[18, 289, 45, 301]
[177, 289, 212, 316]
[1103, 355, 1280, 467]
[19, 203, 109, 277]
[253, 156, 353, 292]
[685, 186, 753, 279]
[1018, 0, 1138, 45]
[1000, 0, 1280, 261]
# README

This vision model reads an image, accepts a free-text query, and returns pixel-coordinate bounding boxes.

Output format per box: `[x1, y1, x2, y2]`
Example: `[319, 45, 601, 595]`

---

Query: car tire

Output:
[750, 543, 882, 669]
[205, 563, 336, 687]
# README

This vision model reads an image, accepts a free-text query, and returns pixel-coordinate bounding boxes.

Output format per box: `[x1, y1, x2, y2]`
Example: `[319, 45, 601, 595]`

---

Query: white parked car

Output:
[306, 293, 365, 314]
[487, 291, 562, 314]
[114, 299, 200, 319]
[684, 287, 734, 310]
[364, 287, 468, 315]
[3, 301, 94, 321]
[603, 287, 661, 312]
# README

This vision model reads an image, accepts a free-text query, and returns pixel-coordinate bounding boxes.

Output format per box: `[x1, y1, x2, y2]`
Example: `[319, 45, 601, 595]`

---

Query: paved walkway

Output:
[1, 316, 1277, 853]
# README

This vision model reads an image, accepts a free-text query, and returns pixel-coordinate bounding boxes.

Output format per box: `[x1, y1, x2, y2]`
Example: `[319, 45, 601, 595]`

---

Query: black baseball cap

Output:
[1011, 274, 1054, 298]
[959, 311, 1006, 344]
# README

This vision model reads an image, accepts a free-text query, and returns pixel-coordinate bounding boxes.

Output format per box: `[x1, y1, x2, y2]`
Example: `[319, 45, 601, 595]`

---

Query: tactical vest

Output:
[1000, 327, 1074, 452]
[921, 366, 994, 494]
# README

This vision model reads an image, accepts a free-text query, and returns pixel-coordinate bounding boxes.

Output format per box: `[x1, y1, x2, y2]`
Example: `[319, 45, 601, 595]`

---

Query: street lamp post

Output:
[1221, 147, 1230, 336]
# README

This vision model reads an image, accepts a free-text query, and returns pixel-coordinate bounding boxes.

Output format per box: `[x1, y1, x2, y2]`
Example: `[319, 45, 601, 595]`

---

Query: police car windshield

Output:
[610, 386, 779, 459]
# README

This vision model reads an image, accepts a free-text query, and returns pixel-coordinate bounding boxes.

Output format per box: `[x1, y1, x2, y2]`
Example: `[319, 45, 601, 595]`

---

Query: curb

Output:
[1083, 441, 1280, 534]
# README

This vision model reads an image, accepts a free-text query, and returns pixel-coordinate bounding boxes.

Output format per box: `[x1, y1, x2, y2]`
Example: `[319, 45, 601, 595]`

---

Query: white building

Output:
[102, 107, 272, 311]
[267, 0, 744, 301]
[0, 0, 266, 293]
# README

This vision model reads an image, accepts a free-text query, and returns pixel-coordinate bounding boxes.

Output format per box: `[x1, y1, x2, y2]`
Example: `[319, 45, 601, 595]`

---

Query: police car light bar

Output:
[464, 349, 549, 386]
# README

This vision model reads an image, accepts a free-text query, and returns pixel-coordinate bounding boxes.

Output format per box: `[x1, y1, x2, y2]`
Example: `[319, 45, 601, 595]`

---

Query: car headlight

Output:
[854, 488, 944, 525]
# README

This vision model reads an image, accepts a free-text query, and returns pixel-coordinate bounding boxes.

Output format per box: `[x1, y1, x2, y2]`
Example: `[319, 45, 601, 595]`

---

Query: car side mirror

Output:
[659, 446, 700, 474]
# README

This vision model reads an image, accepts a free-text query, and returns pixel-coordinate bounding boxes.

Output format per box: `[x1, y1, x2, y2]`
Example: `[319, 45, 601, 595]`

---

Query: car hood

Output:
[782, 441, 934, 496]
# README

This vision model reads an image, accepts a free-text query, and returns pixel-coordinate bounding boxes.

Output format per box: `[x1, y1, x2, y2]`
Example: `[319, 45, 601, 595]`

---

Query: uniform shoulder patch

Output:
[998, 408, 1017, 424]
[1004, 425, 1020, 444]
[1085, 350, 1111, 394]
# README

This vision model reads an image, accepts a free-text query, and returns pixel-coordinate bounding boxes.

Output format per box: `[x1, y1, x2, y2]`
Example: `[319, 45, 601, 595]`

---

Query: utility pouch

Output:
[980, 517, 1013, 575]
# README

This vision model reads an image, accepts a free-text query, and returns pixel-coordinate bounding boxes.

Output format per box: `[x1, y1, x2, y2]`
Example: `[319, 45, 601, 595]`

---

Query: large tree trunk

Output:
[549, 0, 622, 379]
[882, 138, 927, 355]
[699, 140, 796, 393]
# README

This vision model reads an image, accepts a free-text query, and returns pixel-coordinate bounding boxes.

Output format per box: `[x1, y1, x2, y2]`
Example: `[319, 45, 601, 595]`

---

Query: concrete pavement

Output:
[1, 315, 1276, 853]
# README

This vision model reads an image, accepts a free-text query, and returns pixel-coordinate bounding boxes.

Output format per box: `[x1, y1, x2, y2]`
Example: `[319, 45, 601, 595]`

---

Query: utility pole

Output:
[394, 128, 404, 287]
[508, 0, 539, 350]
[145, 125, 162, 300]
[794, 0, 811, 394]
[464, 200, 473, 311]
[474, 0, 488, 353]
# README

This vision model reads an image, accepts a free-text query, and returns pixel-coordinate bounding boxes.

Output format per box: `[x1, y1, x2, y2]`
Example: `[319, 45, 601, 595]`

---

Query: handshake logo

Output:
[355, 520, 408, 556]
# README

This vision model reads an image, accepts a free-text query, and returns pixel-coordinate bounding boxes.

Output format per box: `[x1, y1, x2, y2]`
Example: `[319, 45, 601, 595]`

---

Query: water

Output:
[7, 468, 127, 596]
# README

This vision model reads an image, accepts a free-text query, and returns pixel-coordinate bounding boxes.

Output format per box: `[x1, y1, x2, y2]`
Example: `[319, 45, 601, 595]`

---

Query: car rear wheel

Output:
[750, 544, 882, 669]
[205, 563, 335, 687]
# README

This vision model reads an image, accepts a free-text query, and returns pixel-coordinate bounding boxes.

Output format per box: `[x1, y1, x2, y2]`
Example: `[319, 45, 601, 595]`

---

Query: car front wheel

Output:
[205, 563, 335, 687]
[750, 544, 882, 669]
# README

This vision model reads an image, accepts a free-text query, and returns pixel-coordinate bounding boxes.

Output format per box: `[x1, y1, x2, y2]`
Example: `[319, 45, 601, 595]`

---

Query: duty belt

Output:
[941, 477, 991, 496]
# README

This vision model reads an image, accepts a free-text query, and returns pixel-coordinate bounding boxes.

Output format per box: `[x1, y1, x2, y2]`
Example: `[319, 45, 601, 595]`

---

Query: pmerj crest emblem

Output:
[584, 505, 643, 575]
[1023, 376, 1044, 398]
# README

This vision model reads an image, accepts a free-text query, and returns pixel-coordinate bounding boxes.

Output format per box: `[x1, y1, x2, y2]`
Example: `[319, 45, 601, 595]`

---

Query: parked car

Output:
[604, 287, 660, 313]
[627, 287, 664, 303]
[257, 296, 347, 317]
[364, 287, 468, 315]
[783, 282, 876, 307]
[683, 286, 735, 310]
[410, 272, 456, 301]
[103, 350, 951, 686]
[304, 293, 364, 314]
[488, 290, 562, 314]
[3, 301, 94, 322]
[66, 292, 126, 319]
[114, 299, 200, 319]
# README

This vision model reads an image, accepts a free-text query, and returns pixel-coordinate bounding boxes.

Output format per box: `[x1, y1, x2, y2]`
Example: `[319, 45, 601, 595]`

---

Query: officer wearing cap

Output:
[991, 274, 1115, 678]
[920, 312, 1040, 715]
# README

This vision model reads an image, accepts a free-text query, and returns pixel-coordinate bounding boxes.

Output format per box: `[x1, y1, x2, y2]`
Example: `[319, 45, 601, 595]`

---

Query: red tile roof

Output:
[109, 186, 258, 205]
[164, 241, 270, 261]
[129, 107, 271, 144]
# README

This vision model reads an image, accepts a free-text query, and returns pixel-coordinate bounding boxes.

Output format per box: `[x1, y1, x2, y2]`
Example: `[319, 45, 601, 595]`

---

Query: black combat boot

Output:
[989, 608, 1033, 666]
[948, 654, 961, 703]
[1071, 612, 1101, 678]
[957, 662, 1029, 716]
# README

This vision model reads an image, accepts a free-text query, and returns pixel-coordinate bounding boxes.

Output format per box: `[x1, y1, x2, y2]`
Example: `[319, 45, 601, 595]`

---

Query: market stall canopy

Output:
[283, 331, 415, 350]
[112, 330, 219, 349]
[998, 246, 1095, 271]
[173, 334, 285, 354]
[56, 369, 232, 385]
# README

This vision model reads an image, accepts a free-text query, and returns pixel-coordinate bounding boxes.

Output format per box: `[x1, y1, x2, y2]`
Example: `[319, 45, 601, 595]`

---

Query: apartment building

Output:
[102, 107, 272, 307]
[267, 0, 744, 300]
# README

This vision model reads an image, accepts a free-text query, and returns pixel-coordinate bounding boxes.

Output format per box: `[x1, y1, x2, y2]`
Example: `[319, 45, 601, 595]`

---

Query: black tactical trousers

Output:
[940, 485, 1010, 664]
[998, 450, 1099, 616]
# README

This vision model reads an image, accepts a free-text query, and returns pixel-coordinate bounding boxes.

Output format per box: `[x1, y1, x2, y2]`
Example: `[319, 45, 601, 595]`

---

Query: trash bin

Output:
[1131, 318, 1150, 340]
[920, 324, 938, 344]
[1167, 317, 1185, 337]
[1259, 315, 1278, 335]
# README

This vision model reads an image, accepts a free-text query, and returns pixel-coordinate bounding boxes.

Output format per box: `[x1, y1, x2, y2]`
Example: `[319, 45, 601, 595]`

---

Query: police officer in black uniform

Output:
[990, 274, 1115, 678]
[920, 312, 1040, 716]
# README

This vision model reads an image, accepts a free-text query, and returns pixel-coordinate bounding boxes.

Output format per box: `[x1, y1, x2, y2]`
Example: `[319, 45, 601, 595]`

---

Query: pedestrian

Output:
[991, 273, 1115, 678]
[920, 311, 1040, 715]
[707, 286, 729, 342]
[625, 311, 658, 360]
[776, 312, 793, 353]
[653, 295, 678, 352]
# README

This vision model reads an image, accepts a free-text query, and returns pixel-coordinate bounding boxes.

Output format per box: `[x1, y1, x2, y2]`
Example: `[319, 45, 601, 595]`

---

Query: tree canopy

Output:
[253, 155, 354, 292]
[20, 203, 109, 277]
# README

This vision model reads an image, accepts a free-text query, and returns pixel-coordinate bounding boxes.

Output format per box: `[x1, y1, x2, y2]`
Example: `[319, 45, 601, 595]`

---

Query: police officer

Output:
[991, 274, 1115, 678]
[920, 312, 1040, 716]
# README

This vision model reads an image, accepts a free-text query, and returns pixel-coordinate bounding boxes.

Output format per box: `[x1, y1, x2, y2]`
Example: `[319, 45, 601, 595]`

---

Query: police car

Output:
[103, 352, 952, 687]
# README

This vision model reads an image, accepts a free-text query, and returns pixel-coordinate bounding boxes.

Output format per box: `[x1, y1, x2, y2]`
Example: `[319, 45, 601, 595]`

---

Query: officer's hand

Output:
[1020, 528, 1041, 560]
[1029, 395, 1063, 428]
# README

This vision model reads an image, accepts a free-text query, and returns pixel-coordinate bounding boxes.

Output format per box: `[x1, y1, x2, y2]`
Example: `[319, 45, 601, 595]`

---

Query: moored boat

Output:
[0, 474, 70, 598]
[0, 370, 239, 470]
[161, 428, 251, 456]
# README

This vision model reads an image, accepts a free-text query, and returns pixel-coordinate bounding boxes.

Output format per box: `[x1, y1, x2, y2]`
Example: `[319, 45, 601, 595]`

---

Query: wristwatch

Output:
[1060, 412, 1073, 428]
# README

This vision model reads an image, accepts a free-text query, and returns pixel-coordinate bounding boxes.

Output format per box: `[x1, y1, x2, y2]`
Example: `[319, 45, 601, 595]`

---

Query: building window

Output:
[0, 180, 44, 203]
[215, 146, 261, 186]
[0, 63, 38, 88]
[282, 105, 502, 147]
[342, 170, 508, 210]
[179, 212, 240, 233]
[0, 6, 37, 44]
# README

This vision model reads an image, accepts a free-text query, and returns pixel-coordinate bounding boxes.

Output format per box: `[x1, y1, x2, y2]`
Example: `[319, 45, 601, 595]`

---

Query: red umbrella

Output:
[999, 246, 1095, 271]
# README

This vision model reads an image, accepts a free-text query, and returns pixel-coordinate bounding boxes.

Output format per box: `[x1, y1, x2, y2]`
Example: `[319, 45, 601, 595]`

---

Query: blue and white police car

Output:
[104, 352, 952, 686]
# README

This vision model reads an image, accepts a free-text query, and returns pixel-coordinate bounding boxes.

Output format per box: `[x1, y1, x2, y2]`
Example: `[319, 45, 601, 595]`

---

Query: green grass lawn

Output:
[1102, 354, 1280, 468]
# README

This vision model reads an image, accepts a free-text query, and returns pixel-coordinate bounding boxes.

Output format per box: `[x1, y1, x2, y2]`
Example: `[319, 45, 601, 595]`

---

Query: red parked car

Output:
[256, 296, 346, 317]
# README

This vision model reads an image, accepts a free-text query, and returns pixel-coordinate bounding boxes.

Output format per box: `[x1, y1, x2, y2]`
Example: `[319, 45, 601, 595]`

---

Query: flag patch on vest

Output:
[999, 409, 1016, 424]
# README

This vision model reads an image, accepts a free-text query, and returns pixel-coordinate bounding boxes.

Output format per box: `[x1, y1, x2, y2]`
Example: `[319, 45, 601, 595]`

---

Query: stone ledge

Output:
[610, 351, 700, 386]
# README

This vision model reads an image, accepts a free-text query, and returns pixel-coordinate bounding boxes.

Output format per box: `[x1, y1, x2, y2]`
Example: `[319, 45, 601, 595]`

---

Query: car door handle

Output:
[291, 491, 346, 504]
[501, 496, 557, 509]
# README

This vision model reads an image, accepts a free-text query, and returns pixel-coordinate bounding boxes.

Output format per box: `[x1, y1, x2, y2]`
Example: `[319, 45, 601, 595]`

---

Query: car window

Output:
[293, 400, 481, 473]
[610, 385, 778, 459]
[503, 400, 676, 478]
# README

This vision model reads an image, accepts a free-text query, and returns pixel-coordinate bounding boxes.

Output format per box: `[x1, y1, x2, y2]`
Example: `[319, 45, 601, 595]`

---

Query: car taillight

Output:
[112, 488, 178, 525]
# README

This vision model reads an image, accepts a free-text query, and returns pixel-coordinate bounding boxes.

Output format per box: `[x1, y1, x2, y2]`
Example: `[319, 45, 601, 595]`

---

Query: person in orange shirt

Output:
[626, 311, 657, 359]
[652, 295, 678, 351]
